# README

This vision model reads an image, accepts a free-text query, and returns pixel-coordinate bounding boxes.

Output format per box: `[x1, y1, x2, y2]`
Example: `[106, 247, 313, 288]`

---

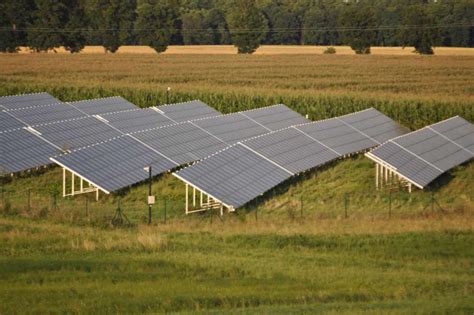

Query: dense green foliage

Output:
[0, 0, 472, 54]
[227, 0, 268, 53]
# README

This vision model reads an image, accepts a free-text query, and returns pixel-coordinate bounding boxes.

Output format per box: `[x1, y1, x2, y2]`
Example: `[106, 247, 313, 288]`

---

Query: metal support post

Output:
[27, 189, 31, 212]
[185, 184, 189, 215]
[71, 172, 75, 196]
[375, 164, 379, 190]
[62, 168, 66, 197]
[148, 166, 152, 225]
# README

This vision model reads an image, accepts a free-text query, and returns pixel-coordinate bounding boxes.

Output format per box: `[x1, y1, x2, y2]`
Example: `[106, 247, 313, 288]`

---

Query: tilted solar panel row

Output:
[0, 92, 61, 110]
[174, 108, 409, 209]
[366, 116, 474, 188]
[48, 104, 310, 193]
[1, 93, 221, 174]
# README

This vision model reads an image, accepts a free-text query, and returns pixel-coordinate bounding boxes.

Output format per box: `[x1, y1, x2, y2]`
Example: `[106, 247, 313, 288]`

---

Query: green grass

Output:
[0, 216, 473, 313]
[1, 156, 473, 313]
[1, 53, 473, 312]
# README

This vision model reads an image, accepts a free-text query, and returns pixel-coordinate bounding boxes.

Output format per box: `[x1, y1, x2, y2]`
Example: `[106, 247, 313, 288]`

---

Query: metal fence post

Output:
[255, 199, 258, 222]
[300, 196, 303, 218]
[163, 198, 167, 224]
[27, 189, 31, 213]
[85, 196, 89, 219]
[389, 190, 392, 219]
[344, 193, 348, 219]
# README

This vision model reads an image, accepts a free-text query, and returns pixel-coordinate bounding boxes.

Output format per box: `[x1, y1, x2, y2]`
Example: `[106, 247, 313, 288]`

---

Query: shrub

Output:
[324, 47, 336, 54]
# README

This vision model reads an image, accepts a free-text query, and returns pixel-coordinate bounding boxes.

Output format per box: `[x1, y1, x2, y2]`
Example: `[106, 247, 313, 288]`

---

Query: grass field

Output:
[1, 49, 474, 313]
[15, 45, 474, 56]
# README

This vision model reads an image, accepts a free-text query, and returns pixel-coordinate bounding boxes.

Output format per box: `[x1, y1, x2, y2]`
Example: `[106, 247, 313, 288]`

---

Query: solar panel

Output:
[174, 144, 292, 208]
[0, 92, 61, 110]
[51, 135, 178, 193]
[5, 103, 86, 126]
[68, 96, 139, 115]
[338, 108, 410, 143]
[156, 100, 220, 122]
[191, 113, 269, 144]
[242, 127, 340, 174]
[132, 122, 228, 165]
[98, 108, 174, 134]
[0, 110, 26, 132]
[1, 128, 61, 174]
[295, 118, 377, 155]
[31, 116, 123, 151]
[430, 116, 474, 154]
[241, 104, 310, 131]
[367, 116, 474, 188]
[173, 108, 409, 209]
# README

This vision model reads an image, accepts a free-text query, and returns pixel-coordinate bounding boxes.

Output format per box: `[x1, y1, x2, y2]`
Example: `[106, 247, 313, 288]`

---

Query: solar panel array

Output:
[0, 92, 61, 110]
[98, 108, 174, 133]
[49, 104, 309, 192]
[175, 108, 409, 209]
[68, 96, 139, 115]
[1, 128, 62, 173]
[4, 103, 86, 126]
[31, 117, 122, 151]
[1, 93, 222, 175]
[52, 136, 178, 193]
[0, 111, 26, 132]
[155, 100, 221, 122]
[366, 116, 474, 188]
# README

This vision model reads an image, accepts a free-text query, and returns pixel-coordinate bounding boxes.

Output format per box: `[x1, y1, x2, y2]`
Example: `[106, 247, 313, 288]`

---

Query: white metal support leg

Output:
[62, 168, 66, 197]
[375, 164, 379, 190]
[185, 184, 189, 215]
[71, 172, 75, 196]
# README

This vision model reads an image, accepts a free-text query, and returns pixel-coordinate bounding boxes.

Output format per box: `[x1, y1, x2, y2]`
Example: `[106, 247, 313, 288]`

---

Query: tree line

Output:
[1, 0, 472, 55]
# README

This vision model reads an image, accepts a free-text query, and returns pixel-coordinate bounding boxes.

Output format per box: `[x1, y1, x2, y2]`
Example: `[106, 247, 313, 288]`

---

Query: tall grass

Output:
[0, 54, 473, 129]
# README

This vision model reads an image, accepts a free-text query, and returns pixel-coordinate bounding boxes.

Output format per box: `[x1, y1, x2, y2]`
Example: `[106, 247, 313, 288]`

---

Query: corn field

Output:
[0, 54, 473, 129]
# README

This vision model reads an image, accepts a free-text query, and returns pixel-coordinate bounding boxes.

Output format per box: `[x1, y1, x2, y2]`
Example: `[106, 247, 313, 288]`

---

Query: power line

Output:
[0, 23, 472, 34]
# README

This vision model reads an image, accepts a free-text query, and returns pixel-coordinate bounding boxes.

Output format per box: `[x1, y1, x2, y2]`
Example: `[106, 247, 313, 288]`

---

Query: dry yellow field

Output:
[15, 45, 474, 56]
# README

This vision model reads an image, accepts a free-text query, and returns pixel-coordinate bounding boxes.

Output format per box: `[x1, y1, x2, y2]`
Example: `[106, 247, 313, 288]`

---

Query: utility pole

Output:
[144, 166, 155, 225]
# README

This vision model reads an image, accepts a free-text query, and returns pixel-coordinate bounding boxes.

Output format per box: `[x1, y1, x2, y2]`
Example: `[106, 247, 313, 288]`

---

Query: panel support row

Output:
[62, 168, 100, 200]
[184, 183, 230, 215]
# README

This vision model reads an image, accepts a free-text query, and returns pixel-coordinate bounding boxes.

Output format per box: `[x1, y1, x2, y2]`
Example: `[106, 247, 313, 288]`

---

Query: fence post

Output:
[344, 193, 348, 219]
[431, 191, 435, 212]
[85, 196, 89, 219]
[255, 200, 258, 222]
[27, 189, 31, 213]
[300, 196, 303, 218]
[163, 198, 167, 224]
[389, 190, 392, 219]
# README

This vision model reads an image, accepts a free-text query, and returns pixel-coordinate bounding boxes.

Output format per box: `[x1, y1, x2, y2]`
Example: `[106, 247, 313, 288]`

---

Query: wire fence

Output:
[0, 185, 472, 227]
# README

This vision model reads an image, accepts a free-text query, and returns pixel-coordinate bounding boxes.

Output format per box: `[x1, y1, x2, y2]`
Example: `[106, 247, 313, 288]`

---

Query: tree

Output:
[91, 0, 136, 53]
[182, 9, 212, 45]
[136, 0, 180, 53]
[341, 3, 377, 54]
[0, 0, 35, 52]
[399, 4, 436, 55]
[303, 2, 341, 45]
[27, 0, 69, 52]
[262, 2, 301, 45]
[227, 0, 268, 54]
[62, 0, 88, 53]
